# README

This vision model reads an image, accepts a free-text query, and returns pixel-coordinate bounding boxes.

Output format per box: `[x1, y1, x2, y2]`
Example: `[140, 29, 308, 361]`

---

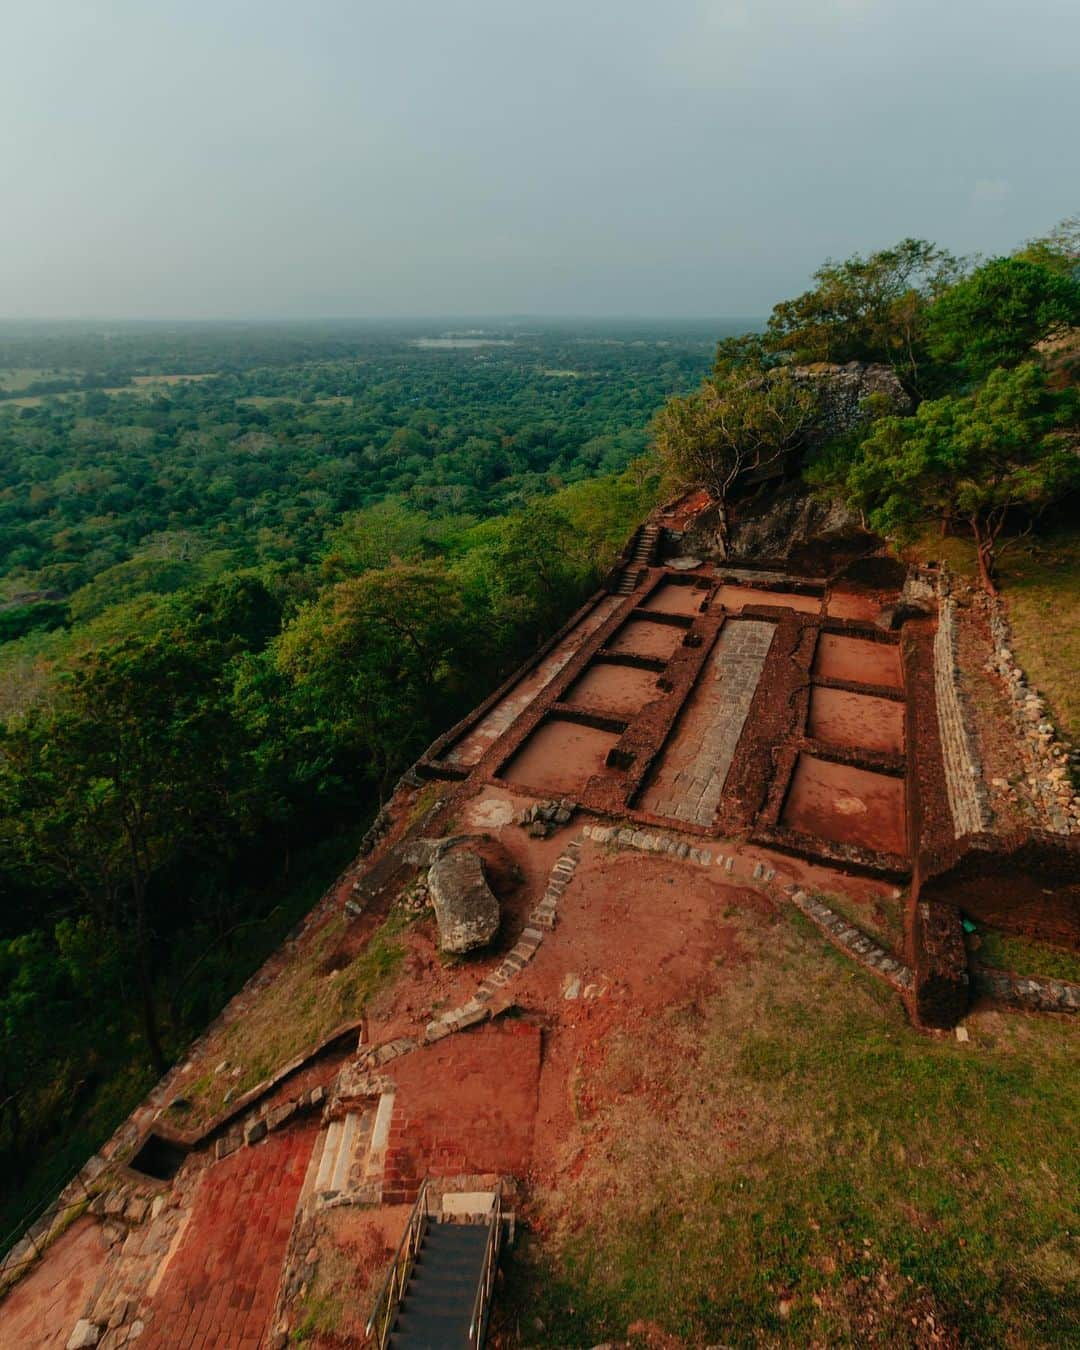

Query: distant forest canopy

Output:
[2, 211, 1078, 1240]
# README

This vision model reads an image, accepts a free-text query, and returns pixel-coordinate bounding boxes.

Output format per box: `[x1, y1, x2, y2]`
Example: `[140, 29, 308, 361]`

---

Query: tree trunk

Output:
[714, 498, 730, 560]
[973, 522, 998, 595]
[133, 881, 167, 1075]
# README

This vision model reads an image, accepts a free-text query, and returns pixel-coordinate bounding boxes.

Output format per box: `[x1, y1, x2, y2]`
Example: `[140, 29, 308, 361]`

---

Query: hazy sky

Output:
[3, 1, 1078, 319]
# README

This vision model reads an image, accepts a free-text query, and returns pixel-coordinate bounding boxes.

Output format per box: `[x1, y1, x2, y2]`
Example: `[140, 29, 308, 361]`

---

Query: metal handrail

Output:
[467, 1182, 503, 1348]
[365, 1178, 430, 1348]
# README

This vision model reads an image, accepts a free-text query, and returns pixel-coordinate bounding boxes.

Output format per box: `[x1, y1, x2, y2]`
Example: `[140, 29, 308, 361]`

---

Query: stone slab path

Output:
[641, 619, 775, 826]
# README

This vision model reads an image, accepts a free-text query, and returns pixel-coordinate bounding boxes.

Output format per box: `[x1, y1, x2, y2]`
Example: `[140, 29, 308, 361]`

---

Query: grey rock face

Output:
[427, 848, 500, 953]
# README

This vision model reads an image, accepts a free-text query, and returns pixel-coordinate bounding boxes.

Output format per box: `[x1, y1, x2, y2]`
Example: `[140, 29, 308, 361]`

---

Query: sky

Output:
[2, 1, 1078, 320]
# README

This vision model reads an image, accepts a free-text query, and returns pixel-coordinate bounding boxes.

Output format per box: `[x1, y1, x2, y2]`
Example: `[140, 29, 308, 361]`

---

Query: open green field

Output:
[499, 907, 1080, 1347]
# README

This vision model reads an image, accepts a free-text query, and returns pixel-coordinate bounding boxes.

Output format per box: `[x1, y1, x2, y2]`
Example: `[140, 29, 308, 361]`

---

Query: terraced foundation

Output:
[808, 686, 905, 755]
[445, 594, 621, 766]
[563, 661, 664, 718]
[782, 754, 907, 855]
[500, 718, 621, 795]
[813, 632, 902, 688]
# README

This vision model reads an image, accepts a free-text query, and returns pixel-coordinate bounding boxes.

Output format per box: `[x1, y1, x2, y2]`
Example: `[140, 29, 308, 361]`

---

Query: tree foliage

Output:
[927, 256, 1080, 382]
[764, 239, 963, 392]
[842, 364, 1079, 589]
[652, 367, 816, 552]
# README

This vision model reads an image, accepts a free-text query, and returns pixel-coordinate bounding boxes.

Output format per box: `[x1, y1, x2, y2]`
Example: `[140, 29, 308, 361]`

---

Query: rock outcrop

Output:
[427, 845, 500, 953]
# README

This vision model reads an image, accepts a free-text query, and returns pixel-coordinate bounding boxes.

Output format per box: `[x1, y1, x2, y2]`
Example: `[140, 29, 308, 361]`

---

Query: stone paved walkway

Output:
[139, 1124, 316, 1350]
[642, 619, 775, 826]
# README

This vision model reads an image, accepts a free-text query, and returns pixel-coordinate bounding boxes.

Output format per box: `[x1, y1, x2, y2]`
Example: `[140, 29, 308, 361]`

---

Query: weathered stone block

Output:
[427, 846, 500, 954]
[66, 1322, 101, 1350]
[243, 1117, 267, 1146]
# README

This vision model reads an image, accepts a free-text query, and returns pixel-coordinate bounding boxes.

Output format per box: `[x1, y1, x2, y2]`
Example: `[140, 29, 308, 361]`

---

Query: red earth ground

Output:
[713, 584, 821, 614]
[782, 754, 908, 855]
[808, 686, 905, 754]
[501, 719, 622, 796]
[641, 582, 710, 617]
[564, 661, 667, 719]
[607, 619, 687, 661]
[0, 1218, 109, 1348]
[813, 633, 902, 687]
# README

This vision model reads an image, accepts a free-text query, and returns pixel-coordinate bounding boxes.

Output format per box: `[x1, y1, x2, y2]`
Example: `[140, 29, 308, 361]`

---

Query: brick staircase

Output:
[615, 522, 661, 594]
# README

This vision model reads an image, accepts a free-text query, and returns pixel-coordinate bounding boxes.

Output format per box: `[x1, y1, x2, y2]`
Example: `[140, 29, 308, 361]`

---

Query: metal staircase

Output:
[367, 1183, 503, 1349]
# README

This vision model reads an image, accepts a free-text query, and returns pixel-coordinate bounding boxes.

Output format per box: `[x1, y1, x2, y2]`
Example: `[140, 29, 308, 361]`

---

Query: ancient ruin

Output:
[3, 488, 1078, 1348]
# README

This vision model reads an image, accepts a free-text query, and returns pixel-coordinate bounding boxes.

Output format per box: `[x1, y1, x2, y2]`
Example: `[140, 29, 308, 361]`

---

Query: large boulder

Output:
[427, 846, 500, 953]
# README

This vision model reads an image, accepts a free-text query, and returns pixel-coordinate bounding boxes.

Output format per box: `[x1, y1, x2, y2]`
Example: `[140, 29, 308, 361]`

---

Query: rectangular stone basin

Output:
[606, 619, 686, 661]
[714, 584, 821, 615]
[564, 662, 664, 718]
[641, 582, 708, 617]
[826, 590, 881, 621]
[812, 633, 902, 689]
[808, 686, 905, 755]
[781, 754, 907, 856]
[500, 718, 621, 795]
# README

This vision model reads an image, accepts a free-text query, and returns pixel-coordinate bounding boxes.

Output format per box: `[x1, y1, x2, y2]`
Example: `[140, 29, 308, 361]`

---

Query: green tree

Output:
[765, 239, 963, 393]
[928, 256, 1080, 382]
[842, 364, 1080, 591]
[652, 368, 815, 555]
[0, 637, 248, 1071]
[274, 565, 478, 800]
[1014, 213, 1080, 278]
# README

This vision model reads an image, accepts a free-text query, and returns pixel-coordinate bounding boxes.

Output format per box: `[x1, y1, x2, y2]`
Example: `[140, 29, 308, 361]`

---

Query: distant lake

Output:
[410, 336, 515, 349]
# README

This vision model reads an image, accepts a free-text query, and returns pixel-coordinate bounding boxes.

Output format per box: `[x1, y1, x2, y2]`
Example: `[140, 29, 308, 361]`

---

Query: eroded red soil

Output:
[500, 719, 620, 795]
[808, 686, 905, 755]
[813, 633, 902, 688]
[782, 754, 907, 855]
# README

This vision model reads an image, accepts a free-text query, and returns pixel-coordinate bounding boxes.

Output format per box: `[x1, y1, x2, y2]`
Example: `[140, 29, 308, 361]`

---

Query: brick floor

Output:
[381, 1022, 541, 1203]
[139, 1124, 316, 1349]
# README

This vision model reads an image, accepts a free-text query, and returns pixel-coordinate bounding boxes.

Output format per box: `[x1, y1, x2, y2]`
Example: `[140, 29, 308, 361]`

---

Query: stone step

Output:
[314, 1118, 343, 1194]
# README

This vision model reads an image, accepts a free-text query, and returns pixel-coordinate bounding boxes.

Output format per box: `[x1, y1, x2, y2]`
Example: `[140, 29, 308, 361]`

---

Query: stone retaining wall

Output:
[933, 592, 992, 838]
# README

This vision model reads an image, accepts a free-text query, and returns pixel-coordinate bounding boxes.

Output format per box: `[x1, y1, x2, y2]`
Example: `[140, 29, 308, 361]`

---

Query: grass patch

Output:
[498, 910, 1080, 1346]
[969, 923, 1080, 985]
[907, 522, 1080, 746]
[995, 528, 1080, 745]
[812, 887, 905, 952]
[182, 895, 408, 1126]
